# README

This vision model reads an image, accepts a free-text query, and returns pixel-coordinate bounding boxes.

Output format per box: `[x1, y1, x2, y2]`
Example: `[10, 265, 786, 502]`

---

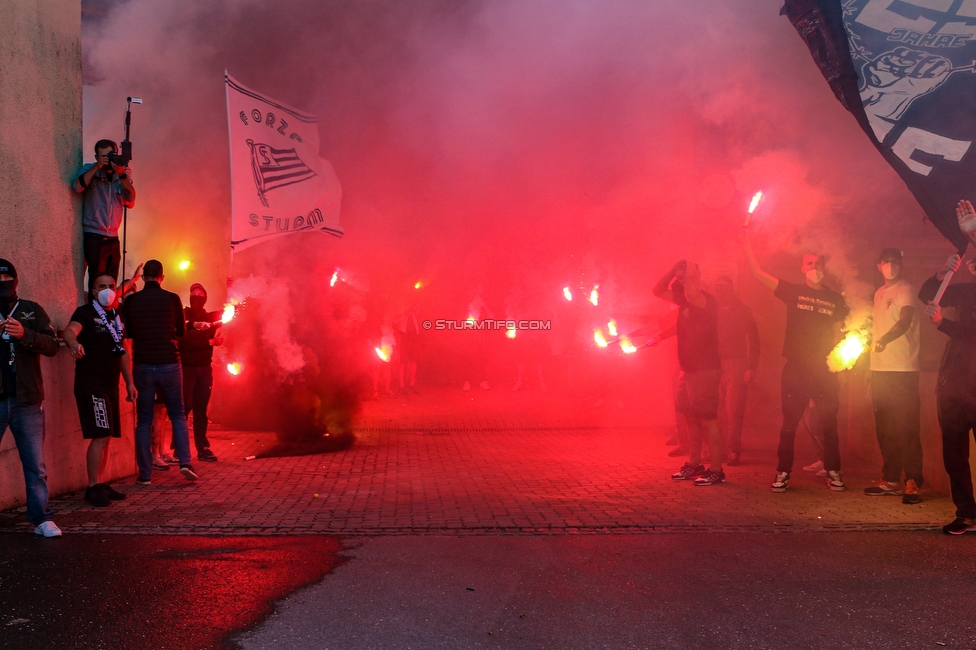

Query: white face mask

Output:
[805, 269, 824, 285]
[96, 288, 116, 307]
[880, 263, 898, 281]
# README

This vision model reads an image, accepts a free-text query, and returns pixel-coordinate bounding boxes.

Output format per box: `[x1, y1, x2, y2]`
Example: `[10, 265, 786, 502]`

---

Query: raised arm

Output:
[919, 254, 963, 306]
[653, 260, 686, 303]
[739, 229, 778, 291]
[957, 200, 976, 248]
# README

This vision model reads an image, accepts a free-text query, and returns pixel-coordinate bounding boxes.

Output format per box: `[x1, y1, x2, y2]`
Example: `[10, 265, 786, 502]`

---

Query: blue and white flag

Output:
[784, 0, 976, 252]
[226, 72, 343, 251]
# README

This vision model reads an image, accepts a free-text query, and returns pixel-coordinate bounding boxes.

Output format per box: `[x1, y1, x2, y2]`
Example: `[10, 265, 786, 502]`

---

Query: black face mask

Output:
[0, 279, 17, 301]
[189, 296, 207, 310]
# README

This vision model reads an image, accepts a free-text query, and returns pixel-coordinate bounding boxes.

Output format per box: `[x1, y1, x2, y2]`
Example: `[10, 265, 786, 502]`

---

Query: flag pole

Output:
[933, 244, 969, 306]
[225, 69, 235, 290]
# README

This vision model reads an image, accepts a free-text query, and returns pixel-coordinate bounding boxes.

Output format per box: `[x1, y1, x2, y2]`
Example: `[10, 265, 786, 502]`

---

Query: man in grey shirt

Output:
[70, 139, 135, 292]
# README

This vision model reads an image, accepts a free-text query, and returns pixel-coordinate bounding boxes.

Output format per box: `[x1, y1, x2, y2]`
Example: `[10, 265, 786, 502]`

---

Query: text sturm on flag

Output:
[226, 72, 342, 251]
[783, 0, 976, 252]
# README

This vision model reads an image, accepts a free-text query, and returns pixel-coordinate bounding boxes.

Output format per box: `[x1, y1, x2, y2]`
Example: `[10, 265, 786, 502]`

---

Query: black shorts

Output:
[677, 369, 721, 420]
[75, 383, 122, 439]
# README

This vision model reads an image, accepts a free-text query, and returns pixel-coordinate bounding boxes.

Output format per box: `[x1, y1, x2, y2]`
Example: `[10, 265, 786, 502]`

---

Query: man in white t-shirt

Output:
[867, 248, 922, 504]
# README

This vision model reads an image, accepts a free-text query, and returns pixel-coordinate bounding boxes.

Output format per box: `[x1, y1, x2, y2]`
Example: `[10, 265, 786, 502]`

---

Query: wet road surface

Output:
[0, 534, 343, 650]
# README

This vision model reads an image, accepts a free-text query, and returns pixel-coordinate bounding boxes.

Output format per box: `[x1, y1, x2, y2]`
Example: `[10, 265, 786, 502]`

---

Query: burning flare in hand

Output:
[827, 330, 868, 372]
[594, 329, 608, 348]
[375, 345, 391, 362]
[227, 362, 242, 376]
[589, 286, 599, 306]
[619, 335, 637, 354]
[563, 287, 573, 301]
[744, 190, 764, 227]
[221, 303, 236, 324]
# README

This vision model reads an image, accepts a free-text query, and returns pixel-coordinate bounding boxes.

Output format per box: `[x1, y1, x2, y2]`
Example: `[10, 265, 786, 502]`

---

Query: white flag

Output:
[225, 72, 342, 251]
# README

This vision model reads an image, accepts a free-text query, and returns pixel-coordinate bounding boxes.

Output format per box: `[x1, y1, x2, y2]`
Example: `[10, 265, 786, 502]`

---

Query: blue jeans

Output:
[0, 397, 53, 525]
[133, 364, 191, 479]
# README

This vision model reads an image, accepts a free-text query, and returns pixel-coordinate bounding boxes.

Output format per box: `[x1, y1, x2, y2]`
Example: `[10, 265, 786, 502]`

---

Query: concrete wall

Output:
[0, 0, 135, 513]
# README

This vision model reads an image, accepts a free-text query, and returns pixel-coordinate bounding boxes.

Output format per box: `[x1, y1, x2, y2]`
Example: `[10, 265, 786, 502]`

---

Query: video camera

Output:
[106, 141, 132, 168]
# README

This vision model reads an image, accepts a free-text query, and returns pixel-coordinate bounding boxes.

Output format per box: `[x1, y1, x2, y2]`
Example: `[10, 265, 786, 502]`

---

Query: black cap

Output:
[878, 248, 903, 264]
[143, 259, 163, 279]
[0, 259, 16, 278]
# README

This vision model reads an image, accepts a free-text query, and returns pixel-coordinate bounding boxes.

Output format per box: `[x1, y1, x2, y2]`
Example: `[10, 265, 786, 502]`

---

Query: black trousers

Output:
[872, 371, 922, 485]
[777, 359, 841, 473]
[182, 364, 213, 452]
[83, 233, 120, 292]
[937, 386, 976, 518]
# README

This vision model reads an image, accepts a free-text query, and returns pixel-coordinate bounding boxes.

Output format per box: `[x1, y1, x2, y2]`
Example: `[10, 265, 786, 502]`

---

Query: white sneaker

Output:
[827, 470, 846, 492]
[34, 521, 62, 538]
[802, 460, 824, 473]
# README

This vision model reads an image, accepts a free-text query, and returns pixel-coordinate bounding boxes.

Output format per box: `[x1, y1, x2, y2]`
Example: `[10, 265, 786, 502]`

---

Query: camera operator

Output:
[70, 139, 135, 293]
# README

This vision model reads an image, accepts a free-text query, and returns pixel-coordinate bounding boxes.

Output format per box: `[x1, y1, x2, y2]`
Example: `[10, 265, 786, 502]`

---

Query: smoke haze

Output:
[81, 0, 950, 434]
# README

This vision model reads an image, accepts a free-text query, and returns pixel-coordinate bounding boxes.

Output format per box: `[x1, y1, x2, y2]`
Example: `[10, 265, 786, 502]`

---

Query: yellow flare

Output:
[227, 362, 241, 376]
[748, 190, 763, 214]
[330, 271, 339, 287]
[506, 327, 517, 339]
[375, 346, 391, 362]
[619, 335, 637, 354]
[827, 331, 867, 372]
[414, 281, 422, 289]
[607, 319, 618, 337]
[221, 303, 236, 324]
[563, 287, 573, 301]
[178, 260, 191, 271]
[594, 329, 608, 348]
[589, 286, 599, 306]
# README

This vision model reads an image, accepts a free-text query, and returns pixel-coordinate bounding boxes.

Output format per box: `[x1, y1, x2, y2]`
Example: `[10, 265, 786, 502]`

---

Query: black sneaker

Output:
[693, 469, 726, 486]
[135, 476, 152, 486]
[671, 462, 706, 481]
[943, 517, 976, 535]
[100, 483, 126, 501]
[771, 472, 790, 493]
[84, 484, 110, 507]
[667, 445, 690, 457]
[197, 449, 218, 463]
[180, 465, 199, 481]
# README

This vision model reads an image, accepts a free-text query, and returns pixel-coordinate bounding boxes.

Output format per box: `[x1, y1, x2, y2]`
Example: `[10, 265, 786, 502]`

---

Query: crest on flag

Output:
[226, 72, 342, 251]
[247, 140, 317, 207]
[784, 0, 976, 252]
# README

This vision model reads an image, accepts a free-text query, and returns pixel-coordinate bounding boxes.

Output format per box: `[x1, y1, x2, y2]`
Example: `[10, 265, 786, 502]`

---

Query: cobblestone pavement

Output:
[0, 388, 955, 535]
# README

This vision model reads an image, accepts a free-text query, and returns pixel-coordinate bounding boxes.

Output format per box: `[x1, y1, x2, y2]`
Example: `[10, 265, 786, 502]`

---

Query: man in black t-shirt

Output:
[654, 260, 726, 486]
[62, 273, 137, 507]
[742, 231, 849, 493]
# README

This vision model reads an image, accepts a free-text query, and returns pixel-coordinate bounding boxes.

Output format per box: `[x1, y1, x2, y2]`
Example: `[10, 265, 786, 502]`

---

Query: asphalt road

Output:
[238, 532, 976, 649]
[3, 531, 976, 649]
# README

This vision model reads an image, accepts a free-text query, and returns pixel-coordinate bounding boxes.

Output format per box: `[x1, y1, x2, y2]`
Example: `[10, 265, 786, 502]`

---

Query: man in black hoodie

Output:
[0, 259, 62, 537]
[178, 283, 223, 462]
